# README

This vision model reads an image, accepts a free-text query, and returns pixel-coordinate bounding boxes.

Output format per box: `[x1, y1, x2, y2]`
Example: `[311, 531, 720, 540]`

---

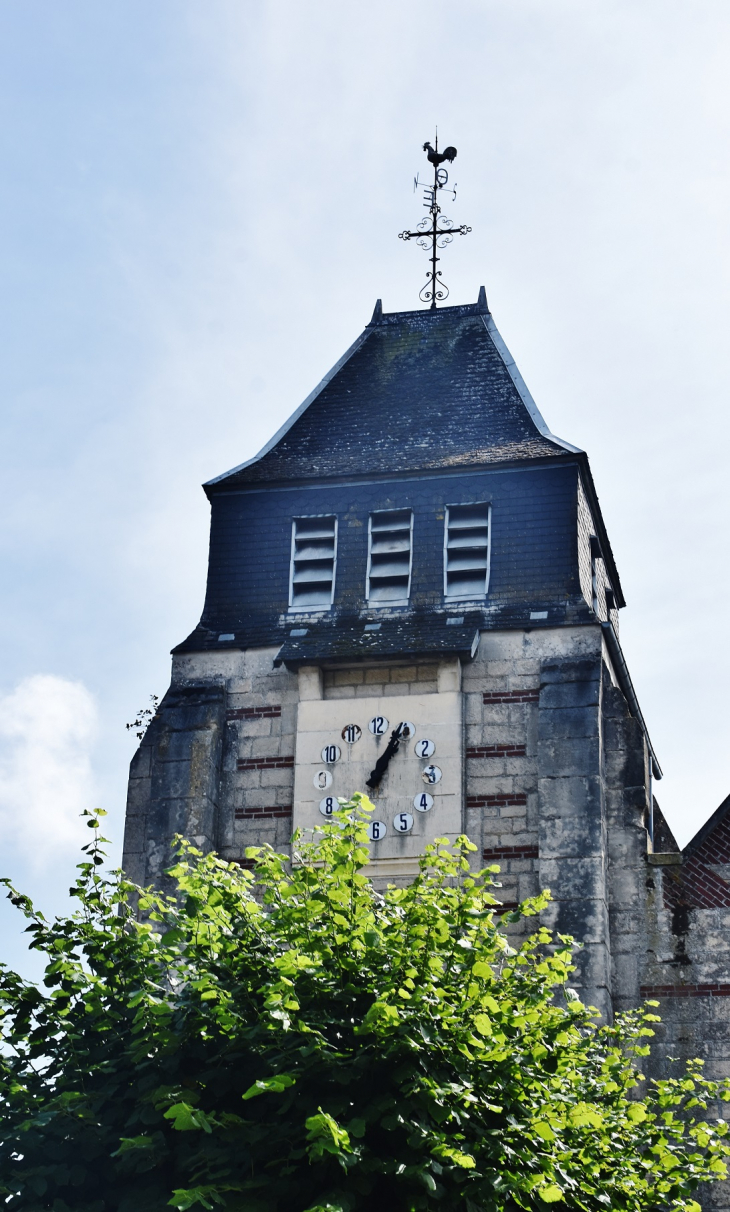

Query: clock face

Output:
[293, 691, 463, 877]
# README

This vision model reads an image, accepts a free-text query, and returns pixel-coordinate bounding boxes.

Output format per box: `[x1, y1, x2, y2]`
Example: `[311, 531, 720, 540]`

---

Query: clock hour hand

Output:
[366, 722, 406, 790]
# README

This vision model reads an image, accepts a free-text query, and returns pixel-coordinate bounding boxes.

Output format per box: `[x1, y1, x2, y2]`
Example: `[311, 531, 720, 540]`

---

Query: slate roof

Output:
[206, 290, 581, 491]
[272, 613, 483, 669]
[174, 599, 594, 658]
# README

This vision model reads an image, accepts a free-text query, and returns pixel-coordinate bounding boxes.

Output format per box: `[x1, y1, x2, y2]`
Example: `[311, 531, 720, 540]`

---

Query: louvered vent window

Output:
[367, 509, 413, 604]
[289, 516, 337, 609]
[444, 504, 491, 599]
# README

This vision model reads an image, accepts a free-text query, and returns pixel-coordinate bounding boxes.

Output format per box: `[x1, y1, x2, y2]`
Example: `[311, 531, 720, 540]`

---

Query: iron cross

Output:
[398, 134, 472, 309]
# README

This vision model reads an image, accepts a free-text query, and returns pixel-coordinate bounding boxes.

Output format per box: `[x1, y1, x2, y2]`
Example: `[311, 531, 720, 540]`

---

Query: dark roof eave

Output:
[274, 626, 481, 669]
[203, 448, 582, 499]
[276, 642, 479, 671]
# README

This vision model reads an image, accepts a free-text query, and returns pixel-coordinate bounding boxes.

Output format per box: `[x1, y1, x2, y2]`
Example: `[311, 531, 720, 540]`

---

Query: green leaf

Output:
[533, 1121, 557, 1142]
[163, 1103, 217, 1133]
[302, 1205, 347, 1212]
[435, 1145, 477, 1169]
[113, 1134, 157, 1155]
[304, 1109, 352, 1160]
[242, 1074, 296, 1100]
[168, 1186, 226, 1210]
[474, 1013, 492, 1037]
[568, 1102, 603, 1129]
[538, 1185, 564, 1203]
[359, 1000, 400, 1031]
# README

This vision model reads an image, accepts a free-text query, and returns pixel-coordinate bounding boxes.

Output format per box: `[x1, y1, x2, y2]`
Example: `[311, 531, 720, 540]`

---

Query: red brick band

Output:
[662, 861, 730, 911]
[689, 812, 730, 866]
[227, 705, 281, 720]
[467, 745, 527, 759]
[659, 810, 730, 910]
[483, 844, 539, 860]
[467, 794, 528, 808]
[641, 984, 730, 998]
[237, 756, 294, 771]
[482, 690, 539, 704]
[230, 857, 256, 870]
[235, 805, 293, 820]
[698, 834, 730, 865]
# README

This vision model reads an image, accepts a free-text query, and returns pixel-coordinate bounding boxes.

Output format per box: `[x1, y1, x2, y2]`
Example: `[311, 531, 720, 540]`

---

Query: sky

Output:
[1, 0, 729, 975]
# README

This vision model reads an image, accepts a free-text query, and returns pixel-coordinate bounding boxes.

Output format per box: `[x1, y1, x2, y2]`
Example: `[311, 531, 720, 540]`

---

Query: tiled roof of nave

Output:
[212, 302, 568, 489]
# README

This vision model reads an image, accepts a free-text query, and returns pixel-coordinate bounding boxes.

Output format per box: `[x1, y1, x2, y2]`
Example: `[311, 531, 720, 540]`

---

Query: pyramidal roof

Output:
[206, 288, 581, 491]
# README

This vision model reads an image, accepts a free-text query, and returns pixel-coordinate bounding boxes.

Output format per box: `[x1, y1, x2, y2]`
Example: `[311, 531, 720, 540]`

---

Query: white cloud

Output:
[0, 675, 98, 870]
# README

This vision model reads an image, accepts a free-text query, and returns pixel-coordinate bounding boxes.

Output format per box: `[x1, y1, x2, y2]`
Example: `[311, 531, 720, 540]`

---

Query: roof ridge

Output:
[205, 288, 583, 491]
[373, 299, 486, 323]
[482, 314, 582, 456]
[204, 323, 376, 487]
[683, 791, 730, 856]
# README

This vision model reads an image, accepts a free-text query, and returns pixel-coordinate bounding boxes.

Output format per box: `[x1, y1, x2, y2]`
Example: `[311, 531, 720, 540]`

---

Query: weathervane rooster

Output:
[422, 141, 457, 168]
[398, 135, 471, 309]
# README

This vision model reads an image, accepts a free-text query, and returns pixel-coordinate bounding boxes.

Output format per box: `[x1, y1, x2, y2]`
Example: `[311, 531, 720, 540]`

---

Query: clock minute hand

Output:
[366, 722, 406, 790]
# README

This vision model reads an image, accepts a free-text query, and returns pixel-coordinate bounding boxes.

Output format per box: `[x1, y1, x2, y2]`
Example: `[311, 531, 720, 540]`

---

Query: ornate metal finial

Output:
[398, 133, 472, 308]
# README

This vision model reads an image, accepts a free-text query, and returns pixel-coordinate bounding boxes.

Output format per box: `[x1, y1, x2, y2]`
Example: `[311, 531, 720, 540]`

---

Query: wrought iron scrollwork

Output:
[419, 272, 448, 306]
[398, 135, 472, 309]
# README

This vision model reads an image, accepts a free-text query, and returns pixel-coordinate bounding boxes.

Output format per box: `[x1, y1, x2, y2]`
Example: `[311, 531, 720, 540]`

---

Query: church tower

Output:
[123, 145, 730, 1208]
[123, 274, 662, 1021]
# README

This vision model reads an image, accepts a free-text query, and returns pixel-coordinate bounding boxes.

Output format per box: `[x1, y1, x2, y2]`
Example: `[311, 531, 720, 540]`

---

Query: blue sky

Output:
[2, 0, 730, 976]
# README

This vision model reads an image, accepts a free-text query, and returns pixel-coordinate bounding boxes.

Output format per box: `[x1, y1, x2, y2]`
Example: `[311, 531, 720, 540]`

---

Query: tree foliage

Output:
[1, 798, 729, 1212]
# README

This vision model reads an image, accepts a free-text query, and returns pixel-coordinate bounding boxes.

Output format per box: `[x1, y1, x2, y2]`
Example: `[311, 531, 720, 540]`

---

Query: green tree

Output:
[1, 798, 728, 1212]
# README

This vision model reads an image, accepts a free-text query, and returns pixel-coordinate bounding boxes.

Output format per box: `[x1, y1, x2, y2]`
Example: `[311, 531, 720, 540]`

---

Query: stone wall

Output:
[577, 476, 620, 633]
[123, 682, 227, 888]
[640, 833, 730, 1212]
[323, 663, 439, 699]
[124, 624, 730, 1207]
[125, 626, 649, 1005]
[604, 680, 652, 1014]
[463, 631, 541, 915]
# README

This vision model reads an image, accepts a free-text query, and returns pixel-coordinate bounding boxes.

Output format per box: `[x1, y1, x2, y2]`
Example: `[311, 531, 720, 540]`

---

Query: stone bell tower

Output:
[123, 279, 663, 1022]
[123, 148, 730, 1201]
[122, 130, 730, 1202]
